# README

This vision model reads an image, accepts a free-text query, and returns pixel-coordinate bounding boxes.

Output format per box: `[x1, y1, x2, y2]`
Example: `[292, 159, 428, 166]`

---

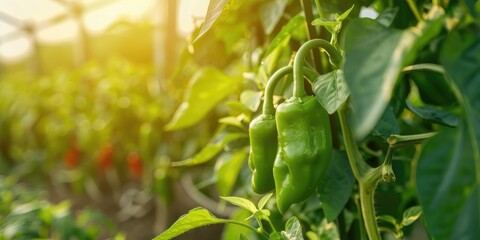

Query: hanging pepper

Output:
[273, 39, 337, 213]
[249, 66, 319, 194]
[249, 66, 292, 194]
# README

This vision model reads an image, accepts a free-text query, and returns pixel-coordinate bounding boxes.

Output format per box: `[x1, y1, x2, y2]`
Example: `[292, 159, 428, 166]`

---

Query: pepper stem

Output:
[262, 66, 319, 115]
[293, 39, 342, 98]
[263, 66, 294, 115]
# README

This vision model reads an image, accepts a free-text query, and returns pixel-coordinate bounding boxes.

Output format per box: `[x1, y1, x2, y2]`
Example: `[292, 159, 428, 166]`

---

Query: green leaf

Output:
[452, 189, 479, 239]
[437, 27, 480, 239]
[226, 101, 252, 117]
[343, 8, 444, 138]
[317, 150, 355, 222]
[258, 193, 273, 210]
[440, 29, 480, 102]
[219, 116, 246, 129]
[343, 18, 418, 139]
[259, 0, 288, 35]
[220, 196, 258, 214]
[193, 0, 229, 42]
[216, 149, 249, 196]
[416, 124, 478, 239]
[406, 102, 459, 127]
[239, 233, 249, 240]
[409, 71, 456, 106]
[153, 208, 227, 240]
[311, 18, 336, 34]
[311, 19, 338, 27]
[375, 7, 398, 27]
[377, 215, 398, 226]
[464, 0, 477, 18]
[240, 90, 263, 112]
[171, 132, 247, 167]
[282, 217, 303, 240]
[264, 15, 305, 57]
[312, 70, 350, 115]
[401, 206, 422, 226]
[372, 106, 400, 140]
[165, 67, 241, 131]
[335, 5, 354, 21]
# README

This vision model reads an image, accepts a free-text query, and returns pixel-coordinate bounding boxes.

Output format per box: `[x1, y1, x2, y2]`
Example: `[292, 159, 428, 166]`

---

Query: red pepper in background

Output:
[64, 147, 80, 169]
[128, 152, 142, 179]
[98, 143, 114, 172]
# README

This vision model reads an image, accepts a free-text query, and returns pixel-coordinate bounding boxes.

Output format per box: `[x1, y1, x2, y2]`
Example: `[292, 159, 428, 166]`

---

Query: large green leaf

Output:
[153, 208, 227, 240]
[440, 29, 480, 102]
[240, 90, 262, 112]
[259, 0, 288, 35]
[312, 70, 350, 115]
[343, 18, 417, 139]
[193, 0, 229, 42]
[165, 67, 241, 131]
[416, 124, 478, 240]
[317, 150, 355, 222]
[435, 26, 480, 239]
[375, 7, 398, 27]
[343, 11, 443, 139]
[406, 101, 459, 127]
[371, 106, 399, 140]
[215, 148, 249, 196]
[409, 71, 456, 106]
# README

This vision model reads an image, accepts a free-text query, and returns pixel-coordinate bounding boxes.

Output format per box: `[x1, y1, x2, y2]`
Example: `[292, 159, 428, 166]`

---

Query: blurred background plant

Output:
[0, 0, 220, 239]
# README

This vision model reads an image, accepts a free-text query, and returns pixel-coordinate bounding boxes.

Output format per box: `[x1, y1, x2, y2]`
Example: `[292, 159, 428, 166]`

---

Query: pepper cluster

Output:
[249, 40, 337, 213]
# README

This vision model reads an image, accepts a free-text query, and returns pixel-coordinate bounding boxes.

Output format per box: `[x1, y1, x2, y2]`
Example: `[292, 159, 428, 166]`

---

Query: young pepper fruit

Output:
[273, 95, 332, 213]
[249, 66, 319, 194]
[248, 66, 292, 194]
[273, 39, 337, 213]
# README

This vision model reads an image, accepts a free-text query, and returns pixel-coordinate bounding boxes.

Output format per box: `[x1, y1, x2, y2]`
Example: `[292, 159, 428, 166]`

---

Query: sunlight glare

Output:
[177, 0, 209, 35]
[37, 19, 78, 43]
[0, 37, 31, 61]
[84, 0, 153, 34]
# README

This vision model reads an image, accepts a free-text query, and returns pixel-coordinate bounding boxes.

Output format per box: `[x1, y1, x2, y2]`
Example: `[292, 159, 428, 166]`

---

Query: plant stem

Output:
[353, 194, 368, 240]
[263, 66, 294, 115]
[406, 0, 423, 22]
[387, 132, 437, 148]
[359, 183, 382, 240]
[338, 102, 384, 239]
[300, 0, 323, 72]
[337, 103, 371, 179]
[314, 0, 324, 19]
[263, 66, 319, 114]
[266, 218, 278, 232]
[293, 39, 340, 97]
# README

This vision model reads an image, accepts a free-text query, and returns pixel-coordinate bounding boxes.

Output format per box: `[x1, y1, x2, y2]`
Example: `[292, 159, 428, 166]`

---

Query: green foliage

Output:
[4, 0, 478, 239]
[165, 67, 242, 131]
[157, 0, 480, 239]
[312, 70, 349, 114]
[317, 151, 355, 222]
[153, 208, 228, 240]
[0, 177, 121, 239]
